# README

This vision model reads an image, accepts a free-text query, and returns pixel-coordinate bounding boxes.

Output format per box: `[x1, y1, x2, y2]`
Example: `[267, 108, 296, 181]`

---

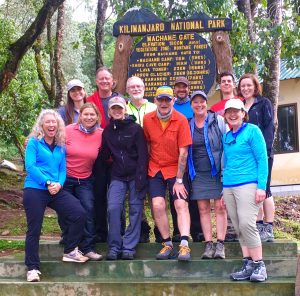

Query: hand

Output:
[255, 189, 266, 204]
[173, 182, 188, 200]
[47, 182, 61, 196]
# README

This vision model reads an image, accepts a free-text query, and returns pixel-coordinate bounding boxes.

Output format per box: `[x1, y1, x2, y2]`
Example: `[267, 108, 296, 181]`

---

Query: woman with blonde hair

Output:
[24, 109, 87, 283]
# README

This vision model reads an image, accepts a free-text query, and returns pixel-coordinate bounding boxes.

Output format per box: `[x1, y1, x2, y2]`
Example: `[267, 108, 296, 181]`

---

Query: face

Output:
[42, 114, 58, 141]
[239, 78, 255, 100]
[155, 97, 174, 116]
[127, 78, 145, 100]
[109, 105, 126, 120]
[80, 107, 98, 129]
[96, 70, 114, 93]
[191, 96, 207, 117]
[224, 108, 245, 130]
[69, 86, 85, 102]
[174, 83, 189, 100]
[220, 75, 235, 96]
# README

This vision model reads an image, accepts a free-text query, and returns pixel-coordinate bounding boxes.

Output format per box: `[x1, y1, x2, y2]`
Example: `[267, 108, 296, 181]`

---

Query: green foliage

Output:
[0, 240, 25, 251]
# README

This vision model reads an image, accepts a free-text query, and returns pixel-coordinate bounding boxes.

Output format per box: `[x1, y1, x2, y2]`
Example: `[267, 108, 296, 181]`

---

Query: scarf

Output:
[175, 96, 190, 105]
[156, 108, 172, 121]
[79, 123, 99, 134]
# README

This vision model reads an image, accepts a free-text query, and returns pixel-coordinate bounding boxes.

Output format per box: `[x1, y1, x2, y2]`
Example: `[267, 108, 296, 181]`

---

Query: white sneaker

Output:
[62, 248, 89, 263]
[27, 269, 41, 282]
[84, 251, 103, 261]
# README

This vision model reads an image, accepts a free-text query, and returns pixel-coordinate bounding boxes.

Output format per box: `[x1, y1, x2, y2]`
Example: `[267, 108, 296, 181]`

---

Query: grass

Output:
[0, 240, 25, 251]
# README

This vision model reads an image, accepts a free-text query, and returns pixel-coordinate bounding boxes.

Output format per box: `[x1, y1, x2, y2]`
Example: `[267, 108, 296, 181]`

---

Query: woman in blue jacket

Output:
[24, 109, 87, 282]
[238, 73, 275, 242]
[187, 91, 227, 260]
[99, 96, 148, 260]
[223, 99, 268, 282]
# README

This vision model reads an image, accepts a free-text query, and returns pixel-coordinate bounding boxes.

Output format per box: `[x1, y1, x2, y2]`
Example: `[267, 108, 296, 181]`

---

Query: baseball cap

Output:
[108, 96, 126, 109]
[67, 79, 84, 91]
[224, 99, 246, 112]
[190, 90, 207, 101]
[155, 86, 174, 100]
[174, 76, 190, 86]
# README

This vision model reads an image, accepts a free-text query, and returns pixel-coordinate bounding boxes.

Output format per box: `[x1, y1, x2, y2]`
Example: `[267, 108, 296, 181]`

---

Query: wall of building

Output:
[206, 78, 300, 186]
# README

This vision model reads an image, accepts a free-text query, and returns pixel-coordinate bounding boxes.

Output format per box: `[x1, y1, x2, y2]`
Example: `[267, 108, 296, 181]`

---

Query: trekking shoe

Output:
[260, 223, 275, 242]
[230, 259, 254, 281]
[201, 241, 215, 259]
[121, 252, 134, 260]
[250, 261, 268, 282]
[106, 251, 120, 261]
[62, 248, 89, 263]
[84, 251, 103, 261]
[172, 233, 181, 243]
[156, 243, 174, 260]
[214, 242, 225, 259]
[178, 244, 191, 261]
[27, 269, 41, 282]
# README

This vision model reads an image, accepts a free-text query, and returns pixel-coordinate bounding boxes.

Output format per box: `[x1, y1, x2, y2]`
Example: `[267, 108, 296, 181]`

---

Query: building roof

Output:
[280, 59, 300, 80]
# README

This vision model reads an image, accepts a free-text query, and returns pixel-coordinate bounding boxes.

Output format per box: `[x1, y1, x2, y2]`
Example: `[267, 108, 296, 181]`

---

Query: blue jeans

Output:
[63, 176, 96, 254]
[23, 188, 86, 271]
[107, 179, 145, 254]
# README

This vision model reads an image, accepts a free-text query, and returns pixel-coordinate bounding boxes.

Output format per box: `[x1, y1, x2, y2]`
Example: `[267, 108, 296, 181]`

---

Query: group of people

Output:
[23, 68, 275, 284]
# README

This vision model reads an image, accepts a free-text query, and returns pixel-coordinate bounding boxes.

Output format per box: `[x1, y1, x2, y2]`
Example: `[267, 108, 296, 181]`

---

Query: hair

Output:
[126, 76, 145, 90]
[77, 102, 101, 125]
[219, 71, 235, 83]
[64, 89, 87, 125]
[95, 66, 116, 90]
[29, 109, 65, 146]
[237, 73, 262, 97]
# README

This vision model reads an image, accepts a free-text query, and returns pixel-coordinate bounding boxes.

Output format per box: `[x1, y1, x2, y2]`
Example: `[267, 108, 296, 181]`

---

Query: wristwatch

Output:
[46, 180, 51, 186]
[176, 178, 183, 184]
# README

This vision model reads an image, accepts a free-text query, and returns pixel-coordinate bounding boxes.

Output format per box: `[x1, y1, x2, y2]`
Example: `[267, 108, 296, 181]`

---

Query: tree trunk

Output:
[262, 0, 282, 127]
[211, 31, 233, 77]
[112, 35, 134, 95]
[54, 3, 65, 107]
[32, 36, 54, 103]
[95, 0, 108, 70]
[0, 0, 66, 93]
[47, 19, 56, 102]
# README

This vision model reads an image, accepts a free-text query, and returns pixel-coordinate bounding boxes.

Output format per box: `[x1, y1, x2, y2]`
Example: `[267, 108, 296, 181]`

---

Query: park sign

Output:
[113, 8, 232, 99]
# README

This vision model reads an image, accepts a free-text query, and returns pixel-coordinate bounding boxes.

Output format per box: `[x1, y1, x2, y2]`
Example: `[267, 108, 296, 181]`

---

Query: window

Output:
[274, 103, 299, 154]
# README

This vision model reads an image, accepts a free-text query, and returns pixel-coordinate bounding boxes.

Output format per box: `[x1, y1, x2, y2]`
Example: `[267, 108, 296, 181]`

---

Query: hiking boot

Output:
[84, 251, 103, 261]
[230, 259, 254, 281]
[201, 241, 215, 259]
[260, 223, 275, 242]
[156, 243, 174, 260]
[121, 252, 134, 260]
[62, 248, 89, 263]
[250, 261, 268, 282]
[106, 251, 120, 261]
[27, 269, 41, 282]
[214, 241, 225, 259]
[178, 244, 191, 261]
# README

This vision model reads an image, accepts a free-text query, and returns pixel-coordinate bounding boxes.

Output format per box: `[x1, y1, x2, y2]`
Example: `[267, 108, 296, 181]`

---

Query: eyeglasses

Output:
[156, 97, 173, 103]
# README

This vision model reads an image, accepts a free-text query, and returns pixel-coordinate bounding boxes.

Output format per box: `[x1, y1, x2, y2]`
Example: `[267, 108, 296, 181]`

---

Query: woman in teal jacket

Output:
[223, 99, 268, 282]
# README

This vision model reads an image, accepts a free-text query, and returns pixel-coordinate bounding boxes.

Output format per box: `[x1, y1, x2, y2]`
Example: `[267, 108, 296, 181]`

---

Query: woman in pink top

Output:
[64, 102, 103, 261]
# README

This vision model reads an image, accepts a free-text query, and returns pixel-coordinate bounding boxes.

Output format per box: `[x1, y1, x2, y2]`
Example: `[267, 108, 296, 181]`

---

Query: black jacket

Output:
[98, 116, 148, 191]
[246, 95, 275, 157]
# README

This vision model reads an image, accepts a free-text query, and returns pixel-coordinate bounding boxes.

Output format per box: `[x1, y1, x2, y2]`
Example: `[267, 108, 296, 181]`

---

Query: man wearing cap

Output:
[87, 66, 121, 243]
[173, 76, 203, 243]
[143, 86, 192, 261]
[126, 76, 157, 243]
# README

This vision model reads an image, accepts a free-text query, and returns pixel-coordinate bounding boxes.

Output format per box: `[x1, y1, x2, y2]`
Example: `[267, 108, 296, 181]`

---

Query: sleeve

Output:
[178, 117, 192, 148]
[135, 126, 149, 192]
[25, 138, 48, 186]
[250, 126, 268, 190]
[58, 146, 66, 185]
[262, 98, 275, 157]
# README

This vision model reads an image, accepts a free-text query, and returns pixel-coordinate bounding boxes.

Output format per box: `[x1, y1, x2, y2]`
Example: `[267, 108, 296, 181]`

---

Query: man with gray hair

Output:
[126, 76, 156, 243]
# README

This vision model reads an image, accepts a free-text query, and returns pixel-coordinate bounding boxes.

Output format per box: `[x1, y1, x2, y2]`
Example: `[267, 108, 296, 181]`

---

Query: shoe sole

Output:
[213, 255, 225, 259]
[250, 276, 268, 282]
[230, 276, 251, 281]
[62, 257, 87, 263]
[178, 256, 191, 261]
[27, 278, 40, 282]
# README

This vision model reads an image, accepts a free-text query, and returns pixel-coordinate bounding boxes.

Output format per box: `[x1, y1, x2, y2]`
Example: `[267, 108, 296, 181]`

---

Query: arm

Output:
[262, 98, 275, 157]
[173, 146, 189, 199]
